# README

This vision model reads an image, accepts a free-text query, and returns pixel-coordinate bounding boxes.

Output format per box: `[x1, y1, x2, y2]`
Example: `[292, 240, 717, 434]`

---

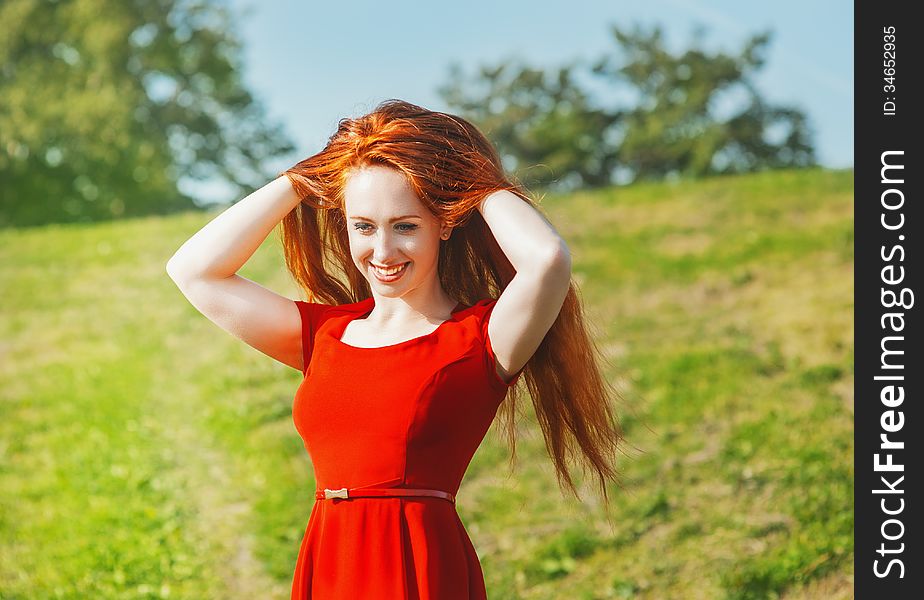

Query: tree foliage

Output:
[438, 23, 816, 192]
[0, 0, 294, 228]
[438, 62, 622, 190]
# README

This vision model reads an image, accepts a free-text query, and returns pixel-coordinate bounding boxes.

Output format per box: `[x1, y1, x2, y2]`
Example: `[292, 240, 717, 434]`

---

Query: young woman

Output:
[166, 99, 624, 599]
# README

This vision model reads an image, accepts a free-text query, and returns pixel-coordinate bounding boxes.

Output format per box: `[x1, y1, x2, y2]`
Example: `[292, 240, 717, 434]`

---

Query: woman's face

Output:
[343, 164, 449, 299]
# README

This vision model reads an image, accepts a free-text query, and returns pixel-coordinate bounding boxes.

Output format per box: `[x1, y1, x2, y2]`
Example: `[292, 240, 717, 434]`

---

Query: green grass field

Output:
[0, 167, 853, 599]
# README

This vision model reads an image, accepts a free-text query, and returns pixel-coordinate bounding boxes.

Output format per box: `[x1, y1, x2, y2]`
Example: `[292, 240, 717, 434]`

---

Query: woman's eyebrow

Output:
[348, 214, 422, 222]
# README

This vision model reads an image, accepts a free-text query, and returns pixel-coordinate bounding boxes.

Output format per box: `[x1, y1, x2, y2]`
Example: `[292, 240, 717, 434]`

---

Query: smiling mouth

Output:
[371, 261, 410, 278]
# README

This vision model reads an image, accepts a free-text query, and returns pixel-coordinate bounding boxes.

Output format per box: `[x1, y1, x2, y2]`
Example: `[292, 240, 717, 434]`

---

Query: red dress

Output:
[290, 296, 524, 599]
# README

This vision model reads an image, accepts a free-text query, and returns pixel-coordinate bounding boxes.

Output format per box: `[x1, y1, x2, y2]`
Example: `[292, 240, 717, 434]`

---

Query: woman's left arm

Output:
[478, 189, 572, 381]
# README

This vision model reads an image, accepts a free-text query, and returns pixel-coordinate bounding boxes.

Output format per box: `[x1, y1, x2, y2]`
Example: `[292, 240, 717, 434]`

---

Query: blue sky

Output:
[199, 0, 852, 201]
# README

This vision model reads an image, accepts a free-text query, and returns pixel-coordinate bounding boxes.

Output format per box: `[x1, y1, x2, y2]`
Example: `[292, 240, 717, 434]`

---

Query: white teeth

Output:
[372, 262, 408, 276]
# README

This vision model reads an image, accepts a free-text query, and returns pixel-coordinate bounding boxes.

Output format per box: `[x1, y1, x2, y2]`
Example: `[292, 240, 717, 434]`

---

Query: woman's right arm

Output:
[165, 175, 309, 372]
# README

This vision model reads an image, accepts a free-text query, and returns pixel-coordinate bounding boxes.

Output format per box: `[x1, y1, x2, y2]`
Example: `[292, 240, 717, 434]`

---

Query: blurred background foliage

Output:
[0, 0, 294, 228]
[439, 24, 814, 192]
[1, 1, 814, 228]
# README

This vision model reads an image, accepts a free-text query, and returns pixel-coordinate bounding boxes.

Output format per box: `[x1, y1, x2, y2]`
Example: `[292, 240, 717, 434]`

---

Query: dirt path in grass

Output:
[162, 407, 288, 599]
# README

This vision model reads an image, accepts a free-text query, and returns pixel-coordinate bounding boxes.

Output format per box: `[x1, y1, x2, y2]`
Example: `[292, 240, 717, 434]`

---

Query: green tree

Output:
[438, 23, 816, 191]
[438, 61, 622, 191]
[0, 0, 294, 228]
[593, 24, 815, 182]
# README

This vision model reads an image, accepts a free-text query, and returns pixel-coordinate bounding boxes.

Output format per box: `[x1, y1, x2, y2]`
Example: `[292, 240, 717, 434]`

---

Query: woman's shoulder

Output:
[453, 298, 500, 335]
[295, 296, 496, 330]
[295, 296, 373, 313]
[457, 297, 498, 318]
[468, 297, 498, 310]
[294, 296, 372, 327]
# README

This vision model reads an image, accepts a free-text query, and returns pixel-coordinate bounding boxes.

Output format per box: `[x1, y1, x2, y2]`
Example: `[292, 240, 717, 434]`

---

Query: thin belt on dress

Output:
[315, 487, 455, 505]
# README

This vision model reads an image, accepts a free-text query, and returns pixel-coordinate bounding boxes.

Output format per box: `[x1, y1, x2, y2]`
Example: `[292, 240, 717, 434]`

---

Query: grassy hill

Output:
[0, 167, 853, 599]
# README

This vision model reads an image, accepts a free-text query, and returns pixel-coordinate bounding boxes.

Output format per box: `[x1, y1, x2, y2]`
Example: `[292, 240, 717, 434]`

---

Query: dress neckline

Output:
[334, 299, 466, 350]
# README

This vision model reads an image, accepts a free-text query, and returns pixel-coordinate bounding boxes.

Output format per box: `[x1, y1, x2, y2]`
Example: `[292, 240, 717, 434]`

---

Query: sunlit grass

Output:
[0, 167, 853, 599]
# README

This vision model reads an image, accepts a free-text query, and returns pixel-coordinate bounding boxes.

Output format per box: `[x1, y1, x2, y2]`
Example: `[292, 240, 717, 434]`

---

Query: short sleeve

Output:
[294, 300, 329, 375]
[476, 298, 526, 391]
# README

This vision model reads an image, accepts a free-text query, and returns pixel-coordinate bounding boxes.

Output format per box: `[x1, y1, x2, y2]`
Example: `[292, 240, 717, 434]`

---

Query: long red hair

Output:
[278, 99, 626, 516]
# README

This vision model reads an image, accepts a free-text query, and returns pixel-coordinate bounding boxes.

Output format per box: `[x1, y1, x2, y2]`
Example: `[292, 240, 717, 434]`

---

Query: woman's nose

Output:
[372, 233, 398, 260]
